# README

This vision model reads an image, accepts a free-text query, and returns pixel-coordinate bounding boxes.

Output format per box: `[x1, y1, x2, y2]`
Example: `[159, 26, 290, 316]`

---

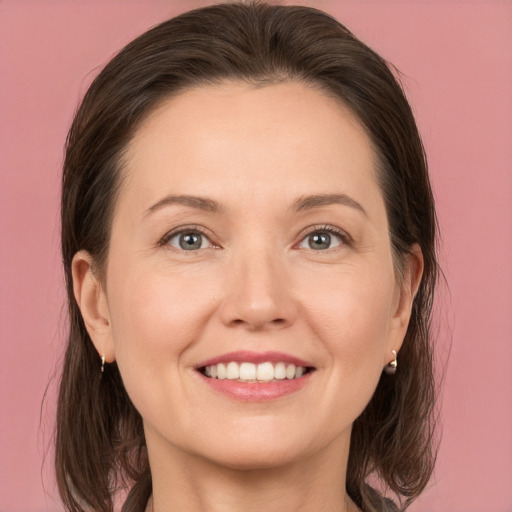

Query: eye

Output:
[298, 227, 347, 251]
[163, 229, 214, 251]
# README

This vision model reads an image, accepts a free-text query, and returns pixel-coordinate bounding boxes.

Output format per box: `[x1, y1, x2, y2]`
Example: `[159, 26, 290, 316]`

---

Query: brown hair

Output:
[57, 2, 438, 511]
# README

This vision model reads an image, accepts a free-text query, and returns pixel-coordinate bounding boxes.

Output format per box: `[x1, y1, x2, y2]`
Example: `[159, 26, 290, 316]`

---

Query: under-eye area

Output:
[198, 361, 316, 382]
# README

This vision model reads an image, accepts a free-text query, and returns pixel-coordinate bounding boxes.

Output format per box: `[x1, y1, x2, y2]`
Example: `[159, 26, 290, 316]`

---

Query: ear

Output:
[71, 250, 116, 363]
[386, 243, 424, 361]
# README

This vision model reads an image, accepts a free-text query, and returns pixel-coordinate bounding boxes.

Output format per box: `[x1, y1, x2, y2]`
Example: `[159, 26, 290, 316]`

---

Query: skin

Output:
[72, 81, 423, 512]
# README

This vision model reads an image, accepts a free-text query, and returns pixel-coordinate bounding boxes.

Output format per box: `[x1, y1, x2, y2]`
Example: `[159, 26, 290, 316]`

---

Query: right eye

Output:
[164, 230, 213, 251]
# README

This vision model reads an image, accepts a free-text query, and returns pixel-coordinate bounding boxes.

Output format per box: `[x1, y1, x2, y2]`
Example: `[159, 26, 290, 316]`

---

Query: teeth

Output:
[257, 362, 274, 381]
[286, 364, 296, 380]
[226, 361, 239, 379]
[202, 361, 309, 381]
[274, 362, 286, 380]
[217, 363, 227, 380]
[239, 362, 256, 380]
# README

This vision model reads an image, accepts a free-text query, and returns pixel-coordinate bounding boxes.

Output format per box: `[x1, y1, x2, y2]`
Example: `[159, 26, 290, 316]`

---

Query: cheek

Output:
[299, 263, 395, 397]
[109, 262, 215, 343]
[105, 263, 219, 406]
[303, 261, 394, 341]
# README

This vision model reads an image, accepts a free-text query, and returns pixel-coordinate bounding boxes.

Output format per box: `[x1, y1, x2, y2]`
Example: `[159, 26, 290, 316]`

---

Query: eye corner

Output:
[158, 225, 220, 251]
[295, 224, 352, 252]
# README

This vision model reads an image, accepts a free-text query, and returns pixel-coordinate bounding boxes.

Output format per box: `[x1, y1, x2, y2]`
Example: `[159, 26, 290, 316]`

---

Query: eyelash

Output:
[158, 225, 218, 250]
[158, 224, 351, 251]
[296, 224, 352, 250]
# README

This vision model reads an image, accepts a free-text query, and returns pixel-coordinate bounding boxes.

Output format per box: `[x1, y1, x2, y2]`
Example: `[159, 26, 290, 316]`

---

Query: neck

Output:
[144, 426, 360, 512]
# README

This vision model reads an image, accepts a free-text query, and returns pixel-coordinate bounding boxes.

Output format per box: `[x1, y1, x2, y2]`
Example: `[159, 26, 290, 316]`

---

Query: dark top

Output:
[363, 485, 400, 512]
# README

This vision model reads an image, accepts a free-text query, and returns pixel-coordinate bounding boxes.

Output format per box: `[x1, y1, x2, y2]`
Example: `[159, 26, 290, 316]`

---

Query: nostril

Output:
[228, 317, 288, 330]
[219, 288, 297, 330]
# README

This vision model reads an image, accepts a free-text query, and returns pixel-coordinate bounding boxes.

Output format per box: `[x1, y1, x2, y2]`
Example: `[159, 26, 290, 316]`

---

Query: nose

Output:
[218, 247, 297, 331]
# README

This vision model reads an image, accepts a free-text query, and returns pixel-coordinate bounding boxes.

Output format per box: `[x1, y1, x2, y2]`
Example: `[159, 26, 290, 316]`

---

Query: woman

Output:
[56, 2, 438, 511]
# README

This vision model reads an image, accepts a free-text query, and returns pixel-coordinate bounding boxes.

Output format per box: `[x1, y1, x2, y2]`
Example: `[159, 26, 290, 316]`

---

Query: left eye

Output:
[167, 231, 212, 250]
[298, 230, 343, 250]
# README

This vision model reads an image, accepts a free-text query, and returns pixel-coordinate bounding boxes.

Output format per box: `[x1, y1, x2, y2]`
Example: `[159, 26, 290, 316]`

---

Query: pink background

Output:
[1, 1, 511, 511]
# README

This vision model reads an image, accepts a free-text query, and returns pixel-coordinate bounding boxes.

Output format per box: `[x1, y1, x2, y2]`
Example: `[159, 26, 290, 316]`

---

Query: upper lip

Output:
[195, 351, 314, 369]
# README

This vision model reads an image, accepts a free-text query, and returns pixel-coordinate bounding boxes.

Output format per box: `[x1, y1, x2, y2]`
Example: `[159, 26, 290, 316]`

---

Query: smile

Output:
[201, 361, 312, 382]
[195, 351, 315, 401]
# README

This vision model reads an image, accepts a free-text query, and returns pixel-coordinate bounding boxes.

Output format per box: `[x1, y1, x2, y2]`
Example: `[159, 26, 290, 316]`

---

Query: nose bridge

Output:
[219, 239, 296, 330]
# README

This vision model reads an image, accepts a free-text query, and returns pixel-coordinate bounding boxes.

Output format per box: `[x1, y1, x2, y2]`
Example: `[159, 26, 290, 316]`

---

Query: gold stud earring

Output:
[384, 349, 397, 375]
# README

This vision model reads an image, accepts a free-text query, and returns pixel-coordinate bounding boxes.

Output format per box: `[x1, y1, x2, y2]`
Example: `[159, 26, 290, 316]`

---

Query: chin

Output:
[206, 443, 305, 471]
[188, 424, 324, 471]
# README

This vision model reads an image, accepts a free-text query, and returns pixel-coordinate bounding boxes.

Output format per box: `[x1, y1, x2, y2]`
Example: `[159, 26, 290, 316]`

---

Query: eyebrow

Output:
[143, 194, 223, 217]
[143, 192, 367, 218]
[292, 193, 368, 216]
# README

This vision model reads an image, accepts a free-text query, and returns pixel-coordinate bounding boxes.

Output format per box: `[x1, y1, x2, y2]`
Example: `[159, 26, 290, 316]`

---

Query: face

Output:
[80, 81, 415, 471]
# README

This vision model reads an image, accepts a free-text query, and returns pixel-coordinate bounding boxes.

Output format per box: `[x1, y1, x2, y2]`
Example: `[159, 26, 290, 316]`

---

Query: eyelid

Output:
[157, 223, 351, 250]
[294, 224, 352, 249]
[158, 225, 220, 249]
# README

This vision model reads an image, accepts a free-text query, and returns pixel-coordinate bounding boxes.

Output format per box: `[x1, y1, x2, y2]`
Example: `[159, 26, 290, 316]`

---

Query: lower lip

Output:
[198, 372, 313, 401]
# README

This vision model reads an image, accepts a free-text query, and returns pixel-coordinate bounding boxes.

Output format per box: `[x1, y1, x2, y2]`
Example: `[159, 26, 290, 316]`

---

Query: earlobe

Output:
[71, 251, 115, 363]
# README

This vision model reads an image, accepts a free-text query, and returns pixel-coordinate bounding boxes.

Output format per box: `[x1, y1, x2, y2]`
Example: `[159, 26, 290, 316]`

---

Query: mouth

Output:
[199, 361, 314, 382]
[194, 351, 315, 401]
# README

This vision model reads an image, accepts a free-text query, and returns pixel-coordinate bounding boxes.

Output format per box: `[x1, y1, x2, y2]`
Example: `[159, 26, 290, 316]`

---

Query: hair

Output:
[56, 2, 439, 511]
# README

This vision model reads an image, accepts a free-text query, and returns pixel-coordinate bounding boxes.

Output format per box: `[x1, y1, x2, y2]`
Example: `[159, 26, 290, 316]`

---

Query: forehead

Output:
[120, 80, 380, 214]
